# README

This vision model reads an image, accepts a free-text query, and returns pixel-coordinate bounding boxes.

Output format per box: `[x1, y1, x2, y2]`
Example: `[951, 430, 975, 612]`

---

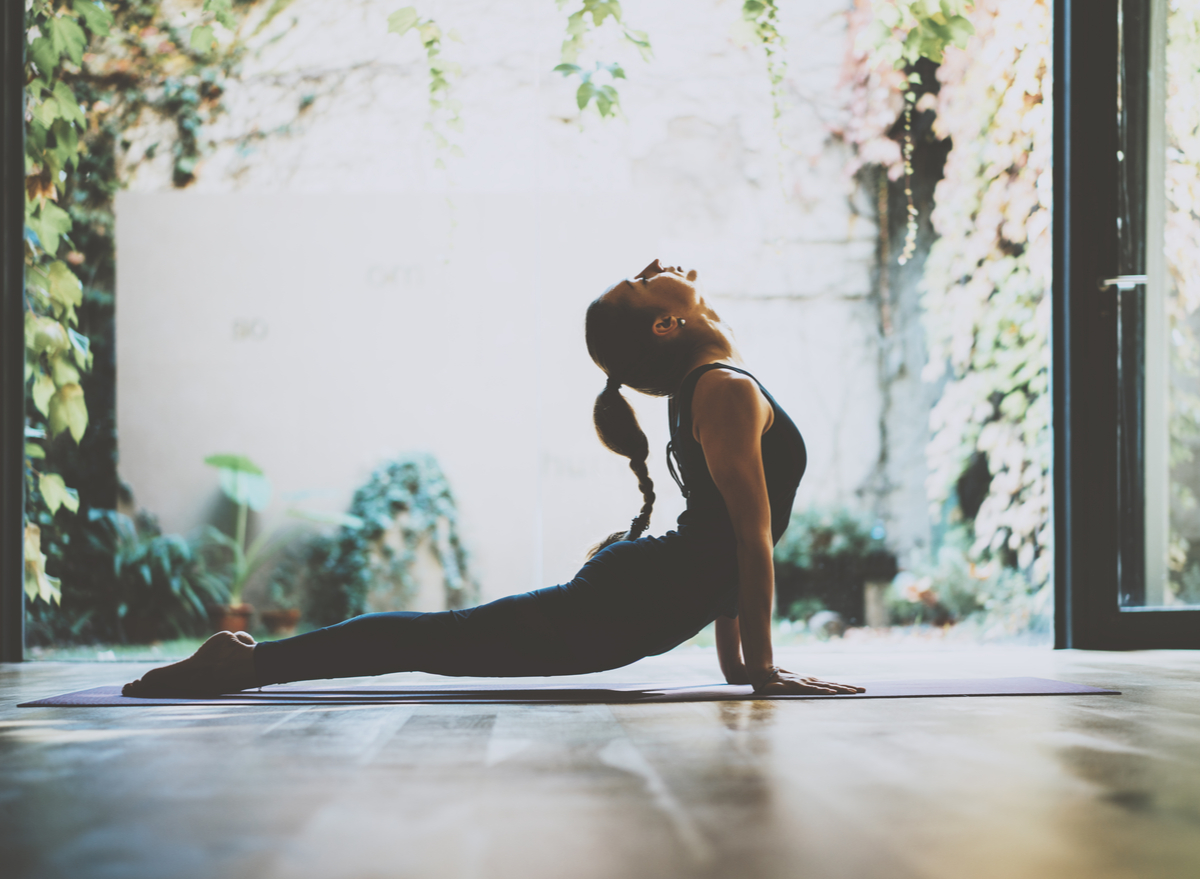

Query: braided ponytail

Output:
[587, 380, 656, 558]
[583, 286, 694, 560]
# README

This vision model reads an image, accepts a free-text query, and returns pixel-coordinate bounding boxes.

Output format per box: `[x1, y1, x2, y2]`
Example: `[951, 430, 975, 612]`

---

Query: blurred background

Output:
[24, 0, 1071, 656]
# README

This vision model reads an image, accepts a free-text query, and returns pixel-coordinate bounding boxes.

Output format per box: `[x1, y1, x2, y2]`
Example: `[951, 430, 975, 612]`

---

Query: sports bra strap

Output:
[667, 363, 759, 499]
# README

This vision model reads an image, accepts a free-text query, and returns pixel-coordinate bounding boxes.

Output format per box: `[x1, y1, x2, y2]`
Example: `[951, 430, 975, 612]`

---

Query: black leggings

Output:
[253, 531, 735, 686]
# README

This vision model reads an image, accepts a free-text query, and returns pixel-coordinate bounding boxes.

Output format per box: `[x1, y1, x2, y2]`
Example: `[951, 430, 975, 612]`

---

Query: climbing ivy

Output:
[848, 0, 1051, 631]
[23, 0, 280, 627]
[22, 0, 116, 606]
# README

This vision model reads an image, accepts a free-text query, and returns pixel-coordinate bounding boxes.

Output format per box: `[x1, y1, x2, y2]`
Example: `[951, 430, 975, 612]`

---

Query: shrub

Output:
[773, 508, 897, 625]
[28, 508, 228, 646]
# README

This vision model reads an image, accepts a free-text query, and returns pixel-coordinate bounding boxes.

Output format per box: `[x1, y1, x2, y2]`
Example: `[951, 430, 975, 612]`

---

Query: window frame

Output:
[1054, 0, 1200, 648]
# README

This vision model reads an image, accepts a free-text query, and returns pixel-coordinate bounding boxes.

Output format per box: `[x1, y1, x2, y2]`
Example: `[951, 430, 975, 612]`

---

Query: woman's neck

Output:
[682, 327, 738, 377]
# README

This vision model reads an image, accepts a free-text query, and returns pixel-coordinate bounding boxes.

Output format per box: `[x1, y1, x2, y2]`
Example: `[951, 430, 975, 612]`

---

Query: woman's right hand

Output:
[750, 666, 865, 696]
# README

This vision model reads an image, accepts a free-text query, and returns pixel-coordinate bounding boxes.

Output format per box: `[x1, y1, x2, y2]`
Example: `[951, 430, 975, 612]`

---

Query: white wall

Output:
[115, 0, 894, 602]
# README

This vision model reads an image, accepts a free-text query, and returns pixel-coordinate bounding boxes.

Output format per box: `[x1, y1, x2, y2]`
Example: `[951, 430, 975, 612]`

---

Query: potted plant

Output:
[202, 453, 280, 632]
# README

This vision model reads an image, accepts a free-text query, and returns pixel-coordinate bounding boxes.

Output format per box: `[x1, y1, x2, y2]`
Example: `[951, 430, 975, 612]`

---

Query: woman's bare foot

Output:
[122, 631, 258, 698]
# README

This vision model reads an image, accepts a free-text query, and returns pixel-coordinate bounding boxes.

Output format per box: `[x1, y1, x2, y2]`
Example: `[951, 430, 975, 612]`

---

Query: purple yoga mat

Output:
[18, 677, 1118, 707]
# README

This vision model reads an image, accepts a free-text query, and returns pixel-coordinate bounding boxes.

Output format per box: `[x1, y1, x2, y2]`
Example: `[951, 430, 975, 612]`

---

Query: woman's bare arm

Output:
[693, 370, 863, 696]
[715, 616, 750, 684]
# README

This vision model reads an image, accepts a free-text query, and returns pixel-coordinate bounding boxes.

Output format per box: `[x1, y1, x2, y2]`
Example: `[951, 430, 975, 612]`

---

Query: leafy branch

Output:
[389, 7, 464, 166]
[553, 62, 625, 118]
[739, 1, 787, 128]
[554, 0, 651, 119]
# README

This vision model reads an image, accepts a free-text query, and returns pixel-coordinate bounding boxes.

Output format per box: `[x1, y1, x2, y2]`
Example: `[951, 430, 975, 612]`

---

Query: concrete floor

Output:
[2, 647, 1198, 879]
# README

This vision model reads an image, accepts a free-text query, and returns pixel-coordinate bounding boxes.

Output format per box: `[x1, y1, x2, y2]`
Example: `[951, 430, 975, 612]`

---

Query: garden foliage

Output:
[23, 0, 283, 637]
[843, 0, 1052, 633]
[773, 509, 896, 625]
[303, 455, 478, 627]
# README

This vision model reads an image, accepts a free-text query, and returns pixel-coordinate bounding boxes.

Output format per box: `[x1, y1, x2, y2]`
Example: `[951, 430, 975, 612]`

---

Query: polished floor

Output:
[2, 646, 1198, 879]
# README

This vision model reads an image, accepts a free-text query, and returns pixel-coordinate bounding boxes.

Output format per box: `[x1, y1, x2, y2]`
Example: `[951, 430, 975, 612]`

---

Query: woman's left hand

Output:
[751, 666, 865, 696]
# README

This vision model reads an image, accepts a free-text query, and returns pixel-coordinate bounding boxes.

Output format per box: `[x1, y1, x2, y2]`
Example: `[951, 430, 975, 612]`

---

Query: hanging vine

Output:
[859, 0, 974, 264]
[739, 1, 787, 134]
[552, 0, 651, 119]
[388, 7, 464, 166]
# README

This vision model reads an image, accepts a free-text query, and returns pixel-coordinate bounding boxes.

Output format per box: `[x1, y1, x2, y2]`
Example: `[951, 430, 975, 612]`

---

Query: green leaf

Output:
[31, 373, 56, 415]
[944, 14, 974, 48]
[28, 37, 58, 76]
[27, 201, 73, 256]
[50, 118, 80, 171]
[39, 472, 80, 515]
[205, 453, 264, 474]
[190, 25, 216, 52]
[29, 316, 70, 357]
[622, 29, 652, 61]
[47, 260, 83, 323]
[51, 355, 81, 387]
[204, 0, 237, 29]
[576, 80, 597, 111]
[219, 470, 273, 511]
[31, 93, 61, 129]
[68, 328, 92, 370]
[48, 382, 88, 443]
[553, 63, 581, 75]
[74, 0, 114, 36]
[25, 442, 46, 460]
[388, 7, 419, 36]
[48, 15, 87, 66]
[24, 525, 62, 605]
[595, 84, 619, 117]
[51, 81, 85, 127]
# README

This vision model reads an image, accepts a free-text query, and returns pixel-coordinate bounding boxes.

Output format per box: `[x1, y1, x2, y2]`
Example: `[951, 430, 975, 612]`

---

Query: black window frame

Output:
[1055, 0, 1200, 648]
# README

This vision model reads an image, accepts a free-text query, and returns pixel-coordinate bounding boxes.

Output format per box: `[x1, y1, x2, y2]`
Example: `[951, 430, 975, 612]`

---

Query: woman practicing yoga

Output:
[124, 260, 863, 698]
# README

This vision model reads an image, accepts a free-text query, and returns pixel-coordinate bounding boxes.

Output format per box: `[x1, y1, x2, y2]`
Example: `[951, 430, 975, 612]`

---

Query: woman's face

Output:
[602, 259, 717, 323]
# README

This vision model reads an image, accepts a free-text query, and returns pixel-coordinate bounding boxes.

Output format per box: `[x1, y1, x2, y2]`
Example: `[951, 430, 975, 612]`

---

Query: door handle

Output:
[1099, 275, 1147, 290]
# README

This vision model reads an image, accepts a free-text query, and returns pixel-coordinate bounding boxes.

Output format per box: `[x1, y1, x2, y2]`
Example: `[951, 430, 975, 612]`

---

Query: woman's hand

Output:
[723, 666, 752, 686]
[750, 666, 865, 696]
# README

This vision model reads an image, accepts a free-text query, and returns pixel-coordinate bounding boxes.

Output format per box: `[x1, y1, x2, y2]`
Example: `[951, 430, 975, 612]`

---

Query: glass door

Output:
[1119, 0, 1200, 613]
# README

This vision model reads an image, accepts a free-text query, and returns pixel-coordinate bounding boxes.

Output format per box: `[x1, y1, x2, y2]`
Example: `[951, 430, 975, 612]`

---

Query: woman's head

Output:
[583, 260, 728, 556]
[585, 260, 718, 397]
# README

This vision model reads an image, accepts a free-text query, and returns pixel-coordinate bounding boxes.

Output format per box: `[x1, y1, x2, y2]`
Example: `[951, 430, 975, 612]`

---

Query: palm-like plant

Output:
[202, 454, 282, 608]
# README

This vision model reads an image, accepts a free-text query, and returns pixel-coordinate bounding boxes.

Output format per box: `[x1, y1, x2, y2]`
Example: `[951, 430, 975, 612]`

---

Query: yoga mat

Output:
[19, 677, 1118, 707]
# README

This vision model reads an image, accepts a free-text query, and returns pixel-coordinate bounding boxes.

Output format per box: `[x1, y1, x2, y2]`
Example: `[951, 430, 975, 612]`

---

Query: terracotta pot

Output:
[215, 603, 254, 633]
[260, 608, 301, 637]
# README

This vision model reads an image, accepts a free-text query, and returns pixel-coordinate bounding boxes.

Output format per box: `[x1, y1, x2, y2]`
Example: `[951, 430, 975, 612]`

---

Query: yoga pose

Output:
[124, 260, 863, 698]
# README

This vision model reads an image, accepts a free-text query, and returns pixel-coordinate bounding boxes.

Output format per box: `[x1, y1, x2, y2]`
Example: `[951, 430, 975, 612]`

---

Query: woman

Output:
[123, 260, 862, 698]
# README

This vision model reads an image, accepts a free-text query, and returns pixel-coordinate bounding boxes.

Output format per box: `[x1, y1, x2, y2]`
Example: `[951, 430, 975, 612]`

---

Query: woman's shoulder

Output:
[691, 366, 773, 433]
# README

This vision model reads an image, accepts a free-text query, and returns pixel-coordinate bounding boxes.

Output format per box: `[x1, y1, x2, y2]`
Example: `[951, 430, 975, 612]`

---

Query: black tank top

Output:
[667, 363, 806, 544]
